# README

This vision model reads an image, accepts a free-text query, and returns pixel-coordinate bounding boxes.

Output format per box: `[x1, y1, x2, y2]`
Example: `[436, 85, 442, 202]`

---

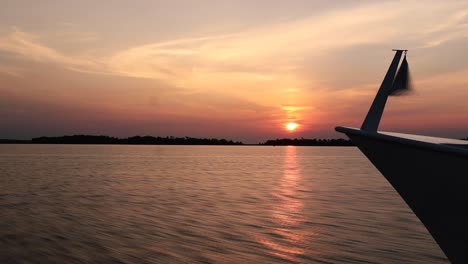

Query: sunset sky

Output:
[1, 0, 468, 143]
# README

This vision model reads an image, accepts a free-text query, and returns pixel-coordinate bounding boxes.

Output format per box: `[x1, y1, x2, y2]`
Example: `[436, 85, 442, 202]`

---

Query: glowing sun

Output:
[285, 122, 299, 132]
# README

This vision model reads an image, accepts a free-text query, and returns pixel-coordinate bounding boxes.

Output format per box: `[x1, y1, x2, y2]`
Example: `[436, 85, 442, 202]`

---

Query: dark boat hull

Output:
[337, 127, 468, 263]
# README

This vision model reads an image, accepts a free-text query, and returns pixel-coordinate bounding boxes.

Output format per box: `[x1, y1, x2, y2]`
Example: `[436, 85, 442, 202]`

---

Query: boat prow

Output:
[336, 51, 468, 263]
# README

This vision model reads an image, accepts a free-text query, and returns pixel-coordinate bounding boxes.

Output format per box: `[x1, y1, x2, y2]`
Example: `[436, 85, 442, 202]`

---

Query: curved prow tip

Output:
[360, 49, 406, 132]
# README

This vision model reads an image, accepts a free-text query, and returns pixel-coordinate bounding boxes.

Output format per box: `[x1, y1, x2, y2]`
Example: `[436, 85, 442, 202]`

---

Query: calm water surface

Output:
[0, 145, 448, 263]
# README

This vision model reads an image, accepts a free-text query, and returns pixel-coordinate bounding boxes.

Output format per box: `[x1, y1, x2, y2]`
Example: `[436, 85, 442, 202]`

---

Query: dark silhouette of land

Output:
[260, 138, 354, 146]
[28, 135, 243, 145]
[0, 135, 355, 146]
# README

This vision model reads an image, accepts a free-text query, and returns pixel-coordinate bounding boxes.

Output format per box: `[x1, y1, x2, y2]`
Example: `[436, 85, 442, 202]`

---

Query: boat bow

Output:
[336, 50, 468, 263]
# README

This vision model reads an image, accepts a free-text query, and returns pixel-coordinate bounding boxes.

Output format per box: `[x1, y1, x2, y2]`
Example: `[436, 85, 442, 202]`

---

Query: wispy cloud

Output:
[1, 1, 467, 85]
[106, 1, 468, 84]
[0, 64, 24, 77]
[106, 3, 398, 85]
[0, 29, 102, 72]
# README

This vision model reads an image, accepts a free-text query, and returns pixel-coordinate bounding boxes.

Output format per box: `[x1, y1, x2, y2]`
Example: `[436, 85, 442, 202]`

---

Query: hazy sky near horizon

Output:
[1, 0, 468, 142]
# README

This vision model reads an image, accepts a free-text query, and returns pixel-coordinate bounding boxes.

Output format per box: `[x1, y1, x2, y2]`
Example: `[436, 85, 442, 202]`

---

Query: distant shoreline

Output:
[0, 135, 355, 146]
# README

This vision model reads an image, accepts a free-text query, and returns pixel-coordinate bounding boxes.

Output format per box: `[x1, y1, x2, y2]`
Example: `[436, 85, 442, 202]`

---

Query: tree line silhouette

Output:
[28, 135, 243, 145]
[0, 135, 356, 146]
[2, 135, 466, 146]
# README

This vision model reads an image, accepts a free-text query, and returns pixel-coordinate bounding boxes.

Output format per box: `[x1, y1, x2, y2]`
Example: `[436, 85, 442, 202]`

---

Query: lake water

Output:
[0, 145, 448, 263]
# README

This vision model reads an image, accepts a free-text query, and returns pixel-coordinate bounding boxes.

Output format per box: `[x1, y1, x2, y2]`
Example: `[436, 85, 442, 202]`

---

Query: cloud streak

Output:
[0, 30, 100, 68]
[1, 1, 467, 84]
[0, 64, 23, 77]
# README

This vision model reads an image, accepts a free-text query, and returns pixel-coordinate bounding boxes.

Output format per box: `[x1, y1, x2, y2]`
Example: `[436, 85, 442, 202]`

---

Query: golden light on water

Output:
[285, 122, 299, 132]
[256, 146, 307, 263]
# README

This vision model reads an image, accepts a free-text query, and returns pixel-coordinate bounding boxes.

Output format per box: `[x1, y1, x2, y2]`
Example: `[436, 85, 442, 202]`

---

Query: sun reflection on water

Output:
[257, 146, 307, 263]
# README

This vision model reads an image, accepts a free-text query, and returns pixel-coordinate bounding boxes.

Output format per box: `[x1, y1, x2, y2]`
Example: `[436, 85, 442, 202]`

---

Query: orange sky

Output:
[1, 1, 468, 143]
